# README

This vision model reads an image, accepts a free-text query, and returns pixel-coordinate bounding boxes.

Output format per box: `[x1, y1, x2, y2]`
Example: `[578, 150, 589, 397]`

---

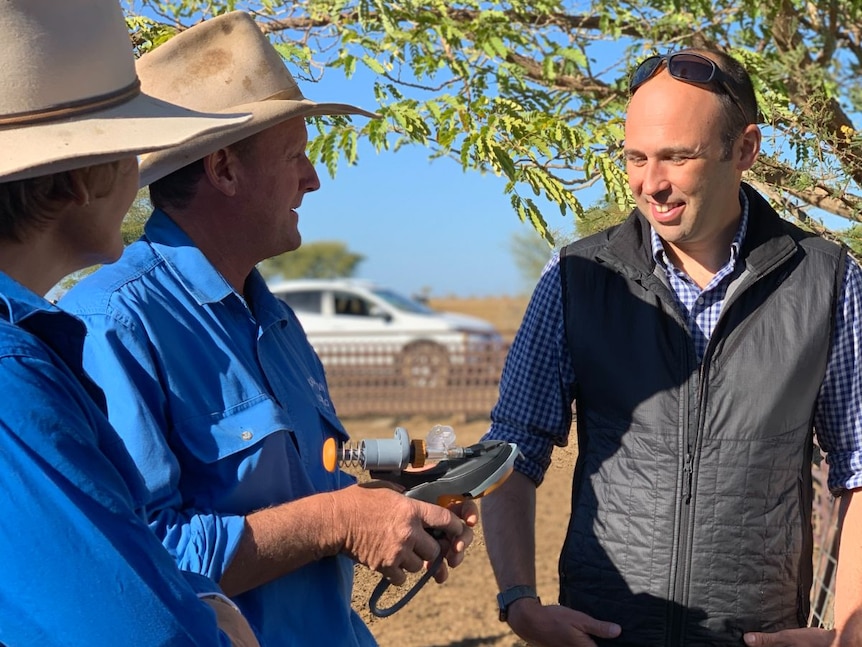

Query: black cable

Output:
[368, 549, 445, 618]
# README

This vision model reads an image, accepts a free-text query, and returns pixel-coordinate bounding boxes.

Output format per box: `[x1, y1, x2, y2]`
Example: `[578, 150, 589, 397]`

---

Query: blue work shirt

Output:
[62, 209, 375, 647]
[0, 271, 232, 646]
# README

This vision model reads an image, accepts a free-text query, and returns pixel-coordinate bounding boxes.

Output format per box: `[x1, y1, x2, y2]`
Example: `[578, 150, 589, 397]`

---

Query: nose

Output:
[638, 160, 670, 197]
[302, 156, 321, 193]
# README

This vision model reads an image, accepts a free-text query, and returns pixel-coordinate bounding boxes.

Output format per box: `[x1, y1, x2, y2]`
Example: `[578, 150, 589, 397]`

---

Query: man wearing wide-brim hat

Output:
[62, 11, 478, 646]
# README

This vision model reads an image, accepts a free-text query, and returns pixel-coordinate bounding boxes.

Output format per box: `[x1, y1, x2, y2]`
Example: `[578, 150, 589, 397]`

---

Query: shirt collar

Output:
[0, 271, 92, 385]
[244, 268, 289, 329]
[0, 270, 62, 324]
[144, 209, 235, 306]
[650, 188, 750, 271]
[144, 209, 288, 326]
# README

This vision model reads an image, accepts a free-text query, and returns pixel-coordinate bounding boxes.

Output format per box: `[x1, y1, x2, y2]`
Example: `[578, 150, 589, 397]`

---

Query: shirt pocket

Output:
[178, 394, 295, 465]
[176, 395, 317, 509]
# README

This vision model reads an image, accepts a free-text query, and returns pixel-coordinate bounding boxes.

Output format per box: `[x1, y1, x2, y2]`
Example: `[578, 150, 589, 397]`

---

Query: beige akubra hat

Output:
[137, 11, 379, 187]
[0, 0, 252, 183]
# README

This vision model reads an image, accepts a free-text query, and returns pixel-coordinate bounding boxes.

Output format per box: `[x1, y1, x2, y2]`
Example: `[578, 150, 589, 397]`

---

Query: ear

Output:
[66, 168, 91, 207]
[736, 124, 761, 172]
[203, 148, 240, 197]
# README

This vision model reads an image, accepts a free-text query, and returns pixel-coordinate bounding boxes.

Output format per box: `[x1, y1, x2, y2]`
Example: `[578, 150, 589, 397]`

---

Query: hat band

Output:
[264, 87, 304, 101]
[0, 79, 142, 127]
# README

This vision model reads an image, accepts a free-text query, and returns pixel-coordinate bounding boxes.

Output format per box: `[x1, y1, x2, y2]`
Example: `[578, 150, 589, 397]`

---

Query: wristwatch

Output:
[497, 585, 540, 622]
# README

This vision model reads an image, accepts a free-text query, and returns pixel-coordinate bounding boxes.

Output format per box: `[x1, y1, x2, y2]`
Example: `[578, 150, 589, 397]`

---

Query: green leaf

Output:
[362, 55, 386, 75]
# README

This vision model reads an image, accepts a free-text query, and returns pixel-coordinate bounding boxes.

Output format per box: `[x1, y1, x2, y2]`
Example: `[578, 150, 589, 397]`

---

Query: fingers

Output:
[452, 499, 479, 527]
[443, 525, 474, 568]
[380, 564, 407, 586]
[383, 506, 467, 587]
[385, 540, 444, 587]
[340, 486, 476, 587]
[419, 501, 468, 538]
[399, 551, 427, 575]
[381, 550, 427, 585]
[414, 500, 476, 575]
[412, 526, 444, 563]
[743, 628, 835, 647]
[431, 558, 449, 584]
[386, 519, 442, 585]
[581, 618, 622, 640]
[507, 602, 619, 647]
[563, 608, 621, 641]
[745, 632, 784, 646]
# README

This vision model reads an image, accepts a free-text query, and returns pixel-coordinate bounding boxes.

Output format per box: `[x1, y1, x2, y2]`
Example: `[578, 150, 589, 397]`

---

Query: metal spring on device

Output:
[338, 441, 365, 469]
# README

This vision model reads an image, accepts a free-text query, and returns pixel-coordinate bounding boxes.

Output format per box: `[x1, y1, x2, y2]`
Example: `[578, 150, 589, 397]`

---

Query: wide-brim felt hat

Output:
[0, 0, 252, 183]
[137, 11, 379, 187]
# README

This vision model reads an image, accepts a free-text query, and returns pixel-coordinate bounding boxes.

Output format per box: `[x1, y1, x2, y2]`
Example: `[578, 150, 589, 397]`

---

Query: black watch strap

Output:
[497, 585, 540, 622]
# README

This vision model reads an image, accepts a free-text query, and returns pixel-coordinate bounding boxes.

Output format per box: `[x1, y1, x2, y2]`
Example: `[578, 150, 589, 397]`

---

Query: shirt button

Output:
[241, 430, 253, 441]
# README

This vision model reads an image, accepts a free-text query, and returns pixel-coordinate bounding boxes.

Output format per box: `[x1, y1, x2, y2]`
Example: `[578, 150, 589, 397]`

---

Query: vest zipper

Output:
[671, 265, 759, 645]
[671, 342, 710, 645]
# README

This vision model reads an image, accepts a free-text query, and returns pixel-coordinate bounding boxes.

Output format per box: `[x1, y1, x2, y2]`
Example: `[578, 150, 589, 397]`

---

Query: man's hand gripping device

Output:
[323, 426, 518, 617]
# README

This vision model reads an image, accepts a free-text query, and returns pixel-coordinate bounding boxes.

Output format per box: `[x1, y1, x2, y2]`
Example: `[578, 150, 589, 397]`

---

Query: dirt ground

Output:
[344, 414, 576, 647]
[342, 296, 570, 646]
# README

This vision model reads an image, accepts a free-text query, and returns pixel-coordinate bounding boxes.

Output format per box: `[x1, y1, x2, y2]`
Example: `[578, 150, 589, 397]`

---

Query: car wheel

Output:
[399, 341, 450, 388]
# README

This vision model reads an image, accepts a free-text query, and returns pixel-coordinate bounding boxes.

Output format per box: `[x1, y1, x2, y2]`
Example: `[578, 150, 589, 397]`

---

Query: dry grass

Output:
[428, 295, 529, 342]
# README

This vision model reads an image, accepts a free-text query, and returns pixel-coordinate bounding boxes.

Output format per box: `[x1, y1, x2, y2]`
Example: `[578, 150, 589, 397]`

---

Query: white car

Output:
[268, 278, 503, 387]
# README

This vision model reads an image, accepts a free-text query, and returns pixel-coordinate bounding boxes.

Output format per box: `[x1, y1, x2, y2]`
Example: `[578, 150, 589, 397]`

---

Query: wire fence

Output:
[322, 342, 507, 418]
[810, 458, 840, 629]
[321, 343, 841, 624]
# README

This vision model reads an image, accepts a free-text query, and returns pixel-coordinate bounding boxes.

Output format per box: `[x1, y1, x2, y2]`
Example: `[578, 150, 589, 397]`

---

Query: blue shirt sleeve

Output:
[0, 350, 231, 646]
[482, 254, 576, 485]
[77, 309, 247, 582]
[814, 255, 862, 493]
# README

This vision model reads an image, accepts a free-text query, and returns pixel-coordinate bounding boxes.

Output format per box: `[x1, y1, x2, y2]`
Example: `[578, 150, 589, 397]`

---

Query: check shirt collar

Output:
[648, 189, 750, 362]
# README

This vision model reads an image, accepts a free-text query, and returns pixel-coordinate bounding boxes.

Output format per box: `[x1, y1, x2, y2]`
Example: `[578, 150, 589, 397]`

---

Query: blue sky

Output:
[298, 140, 560, 299]
[297, 67, 578, 299]
[125, 4, 599, 299]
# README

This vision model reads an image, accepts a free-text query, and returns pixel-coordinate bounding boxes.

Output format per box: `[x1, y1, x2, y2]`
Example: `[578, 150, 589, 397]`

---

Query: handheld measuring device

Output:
[323, 427, 518, 617]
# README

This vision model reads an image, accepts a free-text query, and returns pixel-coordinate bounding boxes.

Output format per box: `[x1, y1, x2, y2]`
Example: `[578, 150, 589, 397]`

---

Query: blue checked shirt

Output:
[485, 192, 862, 494]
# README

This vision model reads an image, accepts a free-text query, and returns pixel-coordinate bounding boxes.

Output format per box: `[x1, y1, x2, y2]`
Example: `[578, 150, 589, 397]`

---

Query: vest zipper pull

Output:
[683, 452, 694, 503]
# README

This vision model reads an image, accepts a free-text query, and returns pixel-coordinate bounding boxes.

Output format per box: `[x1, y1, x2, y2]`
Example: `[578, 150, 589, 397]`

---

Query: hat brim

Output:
[0, 92, 251, 182]
[138, 98, 379, 187]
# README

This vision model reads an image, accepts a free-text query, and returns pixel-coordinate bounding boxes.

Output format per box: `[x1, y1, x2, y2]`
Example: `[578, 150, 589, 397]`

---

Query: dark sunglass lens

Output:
[667, 53, 715, 83]
[630, 56, 664, 92]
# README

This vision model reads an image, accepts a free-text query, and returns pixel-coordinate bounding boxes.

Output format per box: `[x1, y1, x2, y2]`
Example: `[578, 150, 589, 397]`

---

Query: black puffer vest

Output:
[558, 184, 845, 646]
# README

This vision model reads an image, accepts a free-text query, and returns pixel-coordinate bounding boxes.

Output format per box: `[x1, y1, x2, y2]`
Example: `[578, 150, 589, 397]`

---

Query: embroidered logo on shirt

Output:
[307, 377, 332, 410]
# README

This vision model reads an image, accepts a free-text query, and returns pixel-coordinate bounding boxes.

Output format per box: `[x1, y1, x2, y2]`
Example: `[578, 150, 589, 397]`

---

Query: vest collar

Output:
[598, 183, 799, 282]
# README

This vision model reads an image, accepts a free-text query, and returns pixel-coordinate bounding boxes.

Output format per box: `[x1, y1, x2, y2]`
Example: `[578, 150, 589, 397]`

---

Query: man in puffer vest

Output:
[481, 47, 862, 647]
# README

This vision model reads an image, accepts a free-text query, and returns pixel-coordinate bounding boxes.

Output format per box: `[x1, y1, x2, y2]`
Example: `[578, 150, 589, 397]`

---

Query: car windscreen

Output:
[277, 289, 322, 313]
[371, 288, 435, 315]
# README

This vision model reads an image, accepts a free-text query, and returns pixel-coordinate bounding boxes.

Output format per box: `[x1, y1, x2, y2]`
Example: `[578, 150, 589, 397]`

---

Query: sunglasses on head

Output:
[629, 51, 748, 121]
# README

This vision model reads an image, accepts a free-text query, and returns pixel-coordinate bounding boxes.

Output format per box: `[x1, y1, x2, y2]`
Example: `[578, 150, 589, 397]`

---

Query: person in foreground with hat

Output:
[61, 11, 477, 646]
[0, 1, 263, 645]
